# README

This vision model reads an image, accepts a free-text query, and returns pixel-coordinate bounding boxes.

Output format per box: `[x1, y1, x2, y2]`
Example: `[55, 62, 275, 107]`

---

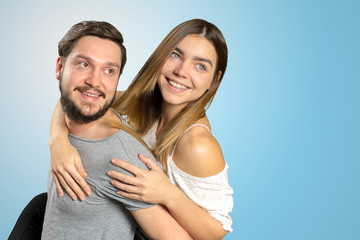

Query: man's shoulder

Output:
[115, 130, 150, 153]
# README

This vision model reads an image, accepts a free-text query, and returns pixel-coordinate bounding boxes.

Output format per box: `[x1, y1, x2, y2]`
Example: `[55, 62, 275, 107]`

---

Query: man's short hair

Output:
[58, 21, 126, 75]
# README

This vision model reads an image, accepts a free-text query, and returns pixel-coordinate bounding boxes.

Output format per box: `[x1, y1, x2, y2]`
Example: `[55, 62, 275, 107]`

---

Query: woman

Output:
[14, 19, 233, 240]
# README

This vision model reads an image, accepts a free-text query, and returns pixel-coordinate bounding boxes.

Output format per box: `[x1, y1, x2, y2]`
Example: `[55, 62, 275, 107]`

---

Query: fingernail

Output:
[86, 190, 91, 196]
[111, 159, 118, 164]
[107, 171, 113, 176]
[110, 180, 115, 185]
[80, 196, 85, 201]
[72, 195, 77, 201]
[139, 154, 144, 158]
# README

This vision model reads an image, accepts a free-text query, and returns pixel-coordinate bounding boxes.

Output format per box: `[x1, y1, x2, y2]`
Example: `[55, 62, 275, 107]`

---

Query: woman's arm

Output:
[49, 90, 125, 200]
[131, 204, 192, 240]
[160, 126, 229, 240]
[49, 100, 90, 201]
[109, 157, 227, 240]
[108, 128, 230, 240]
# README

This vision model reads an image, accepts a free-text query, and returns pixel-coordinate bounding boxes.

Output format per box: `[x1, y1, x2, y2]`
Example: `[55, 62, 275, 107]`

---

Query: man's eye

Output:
[80, 62, 89, 68]
[105, 69, 114, 75]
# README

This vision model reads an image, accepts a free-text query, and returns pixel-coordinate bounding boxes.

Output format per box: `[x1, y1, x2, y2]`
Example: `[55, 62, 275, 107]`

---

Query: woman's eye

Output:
[171, 52, 180, 60]
[196, 64, 206, 71]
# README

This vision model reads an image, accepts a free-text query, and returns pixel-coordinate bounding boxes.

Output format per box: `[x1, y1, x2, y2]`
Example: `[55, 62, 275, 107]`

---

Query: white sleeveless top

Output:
[144, 123, 233, 232]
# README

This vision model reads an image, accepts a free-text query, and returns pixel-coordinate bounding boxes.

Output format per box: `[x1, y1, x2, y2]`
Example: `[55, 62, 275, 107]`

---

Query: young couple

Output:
[10, 19, 233, 240]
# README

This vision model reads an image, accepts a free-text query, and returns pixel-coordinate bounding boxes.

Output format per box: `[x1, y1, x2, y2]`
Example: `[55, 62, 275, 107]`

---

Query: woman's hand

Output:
[107, 154, 175, 205]
[49, 100, 91, 201]
[49, 139, 91, 201]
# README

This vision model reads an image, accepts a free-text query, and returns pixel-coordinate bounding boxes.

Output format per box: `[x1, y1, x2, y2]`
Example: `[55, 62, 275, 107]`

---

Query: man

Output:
[41, 21, 190, 240]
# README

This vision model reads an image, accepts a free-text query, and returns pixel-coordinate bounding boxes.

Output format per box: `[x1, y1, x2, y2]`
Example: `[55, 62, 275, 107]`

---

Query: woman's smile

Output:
[158, 34, 217, 109]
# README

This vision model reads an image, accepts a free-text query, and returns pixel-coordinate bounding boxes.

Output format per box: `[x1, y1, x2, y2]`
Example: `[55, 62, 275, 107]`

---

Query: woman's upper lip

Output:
[166, 77, 190, 89]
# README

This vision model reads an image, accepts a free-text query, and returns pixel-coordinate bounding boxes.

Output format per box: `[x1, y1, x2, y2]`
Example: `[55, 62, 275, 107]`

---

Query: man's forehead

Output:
[69, 36, 122, 65]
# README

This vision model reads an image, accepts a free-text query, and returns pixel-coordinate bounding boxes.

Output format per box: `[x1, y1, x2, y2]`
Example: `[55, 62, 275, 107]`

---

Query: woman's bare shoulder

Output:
[172, 118, 225, 178]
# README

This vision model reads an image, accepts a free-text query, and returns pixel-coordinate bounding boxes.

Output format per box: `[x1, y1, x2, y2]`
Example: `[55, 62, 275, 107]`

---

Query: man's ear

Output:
[55, 57, 63, 80]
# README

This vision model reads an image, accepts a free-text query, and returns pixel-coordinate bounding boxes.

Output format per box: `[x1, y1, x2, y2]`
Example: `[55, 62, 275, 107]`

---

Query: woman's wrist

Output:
[49, 128, 69, 148]
[162, 184, 183, 208]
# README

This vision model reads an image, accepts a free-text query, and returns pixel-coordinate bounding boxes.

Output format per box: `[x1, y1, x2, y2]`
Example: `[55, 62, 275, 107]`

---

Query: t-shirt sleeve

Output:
[83, 130, 162, 211]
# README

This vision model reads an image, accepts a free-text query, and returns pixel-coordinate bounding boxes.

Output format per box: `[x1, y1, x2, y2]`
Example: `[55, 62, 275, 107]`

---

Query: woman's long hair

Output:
[112, 19, 228, 173]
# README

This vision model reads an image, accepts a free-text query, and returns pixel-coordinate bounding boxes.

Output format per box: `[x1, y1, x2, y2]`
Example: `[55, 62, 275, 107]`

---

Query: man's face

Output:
[56, 36, 122, 124]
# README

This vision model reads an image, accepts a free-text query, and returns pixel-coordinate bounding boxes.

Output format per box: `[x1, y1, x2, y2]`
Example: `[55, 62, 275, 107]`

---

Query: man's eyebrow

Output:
[174, 47, 213, 67]
[106, 62, 120, 69]
[73, 54, 93, 63]
[73, 54, 120, 69]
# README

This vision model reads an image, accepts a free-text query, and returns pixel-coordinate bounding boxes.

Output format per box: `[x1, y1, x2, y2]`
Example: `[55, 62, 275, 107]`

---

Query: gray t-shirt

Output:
[42, 122, 158, 240]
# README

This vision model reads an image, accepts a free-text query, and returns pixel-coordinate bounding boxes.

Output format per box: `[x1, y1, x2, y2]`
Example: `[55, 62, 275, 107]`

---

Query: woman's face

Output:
[157, 34, 218, 112]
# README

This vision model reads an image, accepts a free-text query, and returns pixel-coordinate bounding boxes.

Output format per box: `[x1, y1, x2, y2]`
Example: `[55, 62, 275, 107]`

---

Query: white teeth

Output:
[82, 92, 99, 97]
[169, 80, 187, 90]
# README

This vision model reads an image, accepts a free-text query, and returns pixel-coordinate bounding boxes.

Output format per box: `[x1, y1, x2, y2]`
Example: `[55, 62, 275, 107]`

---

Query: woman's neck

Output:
[156, 103, 183, 138]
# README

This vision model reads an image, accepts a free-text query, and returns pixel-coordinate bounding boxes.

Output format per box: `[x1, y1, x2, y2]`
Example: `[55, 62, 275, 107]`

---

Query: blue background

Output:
[1, 0, 359, 239]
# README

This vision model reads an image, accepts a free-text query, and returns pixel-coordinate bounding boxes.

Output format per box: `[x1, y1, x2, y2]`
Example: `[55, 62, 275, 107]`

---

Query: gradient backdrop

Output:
[1, 0, 359, 239]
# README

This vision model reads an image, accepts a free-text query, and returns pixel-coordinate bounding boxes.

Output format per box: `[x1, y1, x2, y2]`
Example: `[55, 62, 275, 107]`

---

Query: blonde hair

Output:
[106, 118, 154, 157]
[113, 19, 228, 173]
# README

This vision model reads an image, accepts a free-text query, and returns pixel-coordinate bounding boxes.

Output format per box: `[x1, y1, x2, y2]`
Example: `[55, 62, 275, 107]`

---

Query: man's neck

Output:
[66, 109, 120, 140]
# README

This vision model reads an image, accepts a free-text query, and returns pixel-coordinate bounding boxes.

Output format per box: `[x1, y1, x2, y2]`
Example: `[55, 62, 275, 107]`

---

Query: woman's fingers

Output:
[53, 174, 64, 197]
[107, 170, 139, 186]
[111, 158, 146, 175]
[52, 165, 85, 201]
[138, 154, 161, 171]
[71, 164, 91, 196]
[51, 159, 91, 200]
[56, 173, 77, 201]
[116, 190, 141, 201]
[74, 176, 91, 197]
[61, 171, 86, 201]
[110, 180, 140, 195]
[75, 159, 88, 178]
[110, 180, 146, 202]
[108, 156, 168, 204]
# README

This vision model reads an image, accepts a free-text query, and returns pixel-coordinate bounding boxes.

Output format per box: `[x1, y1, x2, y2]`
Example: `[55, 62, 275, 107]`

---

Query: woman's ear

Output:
[55, 57, 63, 80]
[216, 70, 222, 82]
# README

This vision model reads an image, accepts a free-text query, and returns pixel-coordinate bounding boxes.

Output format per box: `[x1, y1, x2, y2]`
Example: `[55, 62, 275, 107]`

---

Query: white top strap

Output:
[170, 124, 212, 158]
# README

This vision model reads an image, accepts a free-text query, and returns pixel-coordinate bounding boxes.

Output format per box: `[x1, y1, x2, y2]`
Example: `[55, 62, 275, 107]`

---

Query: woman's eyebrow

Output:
[193, 56, 213, 67]
[175, 47, 213, 67]
[175, 47, 184, 55]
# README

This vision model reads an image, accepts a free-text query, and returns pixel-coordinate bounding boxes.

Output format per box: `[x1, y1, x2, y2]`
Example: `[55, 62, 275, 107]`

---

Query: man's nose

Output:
[85, 69, 101, 88]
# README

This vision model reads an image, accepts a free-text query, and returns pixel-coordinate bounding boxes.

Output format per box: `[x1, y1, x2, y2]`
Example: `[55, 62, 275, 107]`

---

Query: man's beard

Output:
[59, 81, 116, 124]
